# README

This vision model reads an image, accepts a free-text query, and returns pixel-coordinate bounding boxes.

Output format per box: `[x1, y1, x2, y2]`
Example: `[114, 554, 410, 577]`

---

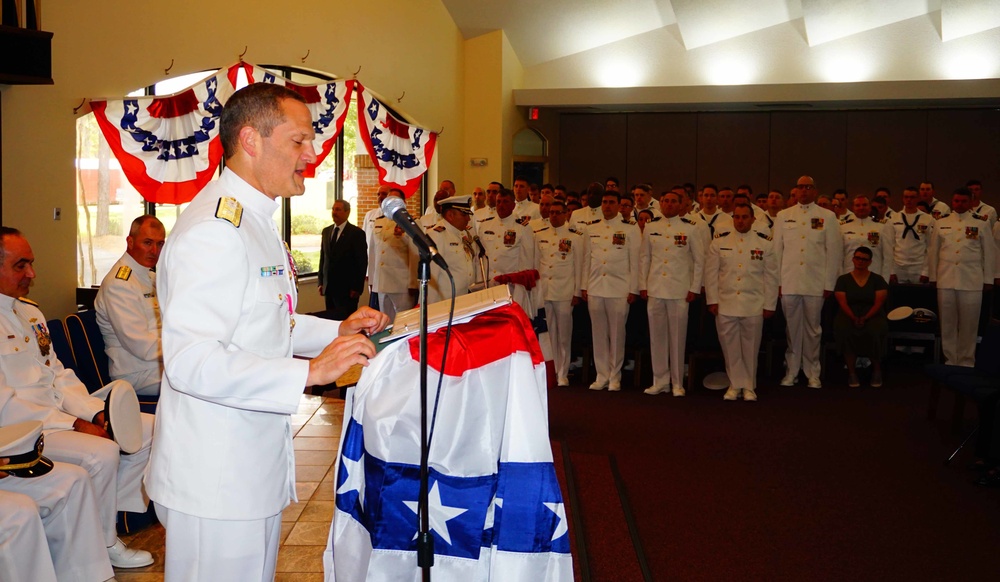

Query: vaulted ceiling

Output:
[442, 0, 1000, 68]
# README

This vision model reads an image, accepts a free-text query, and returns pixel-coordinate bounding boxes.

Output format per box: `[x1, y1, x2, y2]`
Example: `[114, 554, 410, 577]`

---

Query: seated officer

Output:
[95, 215, 166, 396]
[0, 227, 154, 568]
[0, 418, 116, 581]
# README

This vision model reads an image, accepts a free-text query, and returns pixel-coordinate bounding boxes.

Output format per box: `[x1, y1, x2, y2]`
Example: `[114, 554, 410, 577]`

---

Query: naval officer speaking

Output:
[146, 83, 389, 582]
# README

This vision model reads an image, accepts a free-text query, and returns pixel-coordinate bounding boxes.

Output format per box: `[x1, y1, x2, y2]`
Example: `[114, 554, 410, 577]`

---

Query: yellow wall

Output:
[1, 0, 467, 317]
[461, 30, 524, 193]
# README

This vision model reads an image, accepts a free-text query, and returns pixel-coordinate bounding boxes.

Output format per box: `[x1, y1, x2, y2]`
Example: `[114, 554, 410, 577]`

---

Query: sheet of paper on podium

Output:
[379, 284, 513, 344]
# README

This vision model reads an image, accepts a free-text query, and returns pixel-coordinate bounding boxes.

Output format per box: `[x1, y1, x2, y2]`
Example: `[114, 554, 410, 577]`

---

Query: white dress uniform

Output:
[926, 210, 996, 367]
[571, 206, 603, 231]
[534, 224, 584, 385]
[0, 460, 115, 582]
[639, 215, 709, 394]
[472, 205, 495, 225]
[772, 202, 843, 384]
[367, 216, 416, 322]
[928, 198, 950, 220]
[889, 210, 935, 283]
[361, 206, 383, 277]
[418, 209, 440, 229]
[528, 216, 551, 234]
[582, 218, 641, 389]
[476, 213, 536, 312]
[704, 230, 779, 399]
[973, 202, 997, 228]
[425, 220, 477, 304]
[514, 199, 542, 221]
[839, 216, 895, 280]
[146, 168, 342, 582]
[0, 296, 153, 548]
[95, 252, 163, 395]
[697, 209, 734, 238]
[836, 210, 857, 225]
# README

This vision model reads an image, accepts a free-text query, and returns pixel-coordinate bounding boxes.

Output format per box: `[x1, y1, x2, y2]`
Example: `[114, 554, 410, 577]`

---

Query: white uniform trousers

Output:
[121, 367, 161, 396]
[647, 298, 689, 390]
[545, 300, 574, 382]
[781, 295, 825, 380]
[378, 291, 414, 323]
[44, 412, 154, 546]
[588, 296, 629, 385]
[156, 502, 283, 582]
[0, 466, 115, 582]
[894, 265, 922, 285]
[938, 288, 982, 367]
[716, 314, 764, 391]
[0, 492, 56, 582]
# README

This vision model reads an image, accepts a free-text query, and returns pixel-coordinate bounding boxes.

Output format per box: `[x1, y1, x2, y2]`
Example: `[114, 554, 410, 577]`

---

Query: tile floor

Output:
[114, 393, 343, 582]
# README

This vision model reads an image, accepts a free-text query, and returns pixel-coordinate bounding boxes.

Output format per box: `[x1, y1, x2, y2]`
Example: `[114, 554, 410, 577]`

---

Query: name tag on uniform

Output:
[559, 239, 572, 253]
[751, 249, 764, 260]
[674, 234, 687, 246]
[867, 232, 880, 246]
[966, 226, 979, 239]
[503, 230, 517, 246]
[612, 232, 626, 246]
[261, 265, 285, 277]
[811, 218, 824, 230]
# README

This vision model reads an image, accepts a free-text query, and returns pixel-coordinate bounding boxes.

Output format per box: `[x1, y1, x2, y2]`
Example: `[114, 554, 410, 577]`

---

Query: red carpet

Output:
[547, 362, 1000, 581]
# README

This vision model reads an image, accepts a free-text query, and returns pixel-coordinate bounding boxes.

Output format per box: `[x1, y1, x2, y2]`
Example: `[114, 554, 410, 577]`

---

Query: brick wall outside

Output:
[354, 154, 426, 220]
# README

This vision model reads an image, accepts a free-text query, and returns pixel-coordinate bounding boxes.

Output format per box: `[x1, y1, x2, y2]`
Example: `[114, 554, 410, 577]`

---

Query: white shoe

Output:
[807, 377, 822, 389]
[780, 374, 797, 387]
[107, 538, 153, 568]
[557, 377, 569, 387]
[723, 387, 740, 401]
[672, 386, 686, 397]
[743, 389, 757, 402]
[608, 383, 621, 392]
[643, 385, 666, 395]
[589, 381, 607, 391]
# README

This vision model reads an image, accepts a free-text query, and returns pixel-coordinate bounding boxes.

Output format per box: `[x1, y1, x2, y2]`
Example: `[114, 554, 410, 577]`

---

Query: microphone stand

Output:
[416, 253, 434, 581]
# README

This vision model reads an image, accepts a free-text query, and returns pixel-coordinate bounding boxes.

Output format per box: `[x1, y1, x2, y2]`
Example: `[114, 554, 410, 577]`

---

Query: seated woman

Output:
[834, 246, 889, 387]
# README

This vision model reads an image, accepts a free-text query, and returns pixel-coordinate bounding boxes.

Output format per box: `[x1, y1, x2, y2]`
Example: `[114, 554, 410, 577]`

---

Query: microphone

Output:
[381, 197, 449, 271]
[472, 235, 486, 258]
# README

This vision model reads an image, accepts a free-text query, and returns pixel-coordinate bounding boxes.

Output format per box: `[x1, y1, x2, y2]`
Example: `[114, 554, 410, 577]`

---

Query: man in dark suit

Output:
[318, 200, 368, 320]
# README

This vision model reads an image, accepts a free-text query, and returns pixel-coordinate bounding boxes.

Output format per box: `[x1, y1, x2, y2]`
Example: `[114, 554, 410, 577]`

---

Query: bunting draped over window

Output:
[89, 62, 434, 204]
[355, 83, 438, 198]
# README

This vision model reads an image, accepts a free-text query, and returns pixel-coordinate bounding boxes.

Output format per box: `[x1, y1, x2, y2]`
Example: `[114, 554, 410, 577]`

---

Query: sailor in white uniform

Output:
[704, 204, 779, 402]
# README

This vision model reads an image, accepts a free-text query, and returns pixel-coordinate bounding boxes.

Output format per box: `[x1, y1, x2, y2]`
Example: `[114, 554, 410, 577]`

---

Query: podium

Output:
[323, 304, 573, 581]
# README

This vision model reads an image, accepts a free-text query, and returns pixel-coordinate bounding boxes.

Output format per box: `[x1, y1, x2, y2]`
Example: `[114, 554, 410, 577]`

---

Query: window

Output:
[75, 65, 383, 286]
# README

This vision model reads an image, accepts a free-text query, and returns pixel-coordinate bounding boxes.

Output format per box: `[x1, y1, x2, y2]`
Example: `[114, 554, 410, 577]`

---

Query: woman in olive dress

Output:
[834, 246, 889, 387]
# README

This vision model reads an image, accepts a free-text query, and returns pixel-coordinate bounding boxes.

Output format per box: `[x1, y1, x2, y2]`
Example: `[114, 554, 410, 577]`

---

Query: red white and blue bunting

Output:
[356, 83, 438, 198]
[89, 62, 430, 204]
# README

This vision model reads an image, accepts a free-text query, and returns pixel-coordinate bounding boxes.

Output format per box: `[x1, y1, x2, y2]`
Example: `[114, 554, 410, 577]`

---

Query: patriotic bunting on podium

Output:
[356, 83, 438, 198]
[324, 305, 572, 582]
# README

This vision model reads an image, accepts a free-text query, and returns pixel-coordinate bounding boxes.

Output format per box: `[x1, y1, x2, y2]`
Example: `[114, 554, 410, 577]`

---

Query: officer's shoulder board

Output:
[517, 216, 531, 226]
[569, 227, 583, 235]
[433, 225, 446, 232]
[17, 297, 38, 307]
[215, 197, 243, 228]
[477, 216, 495, 223]
[622, 218, 636, 225]
[714, 231, 730, 239]
[114, 266, 132, 281]
[974, 212, 988, 221]
[534, 226, 550, 234]
[756, 231, 773, 241]
[840, 216, 853, 225]
[680, 216, 695, 225]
